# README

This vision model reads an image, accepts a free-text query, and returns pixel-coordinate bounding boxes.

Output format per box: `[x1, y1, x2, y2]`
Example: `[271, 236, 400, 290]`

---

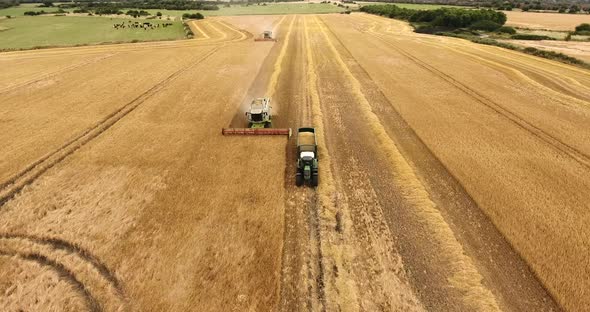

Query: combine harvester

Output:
[222, 97, 291, 136]
[254, 31, 277, 42]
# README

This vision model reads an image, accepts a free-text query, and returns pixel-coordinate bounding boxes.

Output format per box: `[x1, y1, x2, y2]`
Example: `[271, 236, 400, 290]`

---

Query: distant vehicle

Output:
[254, 30, 277, 42]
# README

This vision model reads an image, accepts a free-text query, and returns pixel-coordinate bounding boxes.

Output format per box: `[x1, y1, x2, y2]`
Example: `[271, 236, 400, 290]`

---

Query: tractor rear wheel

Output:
[311, 173, 319, 187]
[296, 173, 303, 186]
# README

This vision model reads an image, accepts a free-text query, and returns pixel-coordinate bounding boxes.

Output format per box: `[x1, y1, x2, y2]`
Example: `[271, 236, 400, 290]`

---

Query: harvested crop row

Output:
[331, 13, 590, 311]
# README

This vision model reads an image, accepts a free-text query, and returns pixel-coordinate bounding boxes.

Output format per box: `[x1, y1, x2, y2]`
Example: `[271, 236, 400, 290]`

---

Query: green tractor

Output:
[246, 98, 272, 128]
[296, 127, 319, 187]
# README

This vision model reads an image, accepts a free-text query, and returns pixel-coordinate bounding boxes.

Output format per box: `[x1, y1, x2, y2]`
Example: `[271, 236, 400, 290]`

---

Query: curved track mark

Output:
[0, 250, 101, 312]
[0, 233, 124, 297]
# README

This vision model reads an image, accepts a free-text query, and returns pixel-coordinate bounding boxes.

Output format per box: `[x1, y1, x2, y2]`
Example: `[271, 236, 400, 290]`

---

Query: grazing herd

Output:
[112, 21, 174, 30]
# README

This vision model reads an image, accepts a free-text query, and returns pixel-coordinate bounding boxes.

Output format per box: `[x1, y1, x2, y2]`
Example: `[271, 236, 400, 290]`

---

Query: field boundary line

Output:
[0, 46, 221, 207]
[301, 15, 363, 311]
[314, 15, 501, 311]
[362, 26, 590, 170]
[0, 53, 117, 95]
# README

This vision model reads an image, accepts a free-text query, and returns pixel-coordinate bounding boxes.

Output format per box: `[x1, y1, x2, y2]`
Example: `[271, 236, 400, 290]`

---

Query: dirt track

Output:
[1, 14, 589, 311]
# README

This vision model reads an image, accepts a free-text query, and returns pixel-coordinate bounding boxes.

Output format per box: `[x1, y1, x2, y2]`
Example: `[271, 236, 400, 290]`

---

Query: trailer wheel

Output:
[311, 174, 319, 187]
[296, 173, 303, 186]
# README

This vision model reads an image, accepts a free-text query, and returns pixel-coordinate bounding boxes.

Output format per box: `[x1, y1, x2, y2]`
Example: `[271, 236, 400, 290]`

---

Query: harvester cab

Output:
[246, 98, 272, 128]
[254, 31, 277, 42]
[296, 127, 319, 187]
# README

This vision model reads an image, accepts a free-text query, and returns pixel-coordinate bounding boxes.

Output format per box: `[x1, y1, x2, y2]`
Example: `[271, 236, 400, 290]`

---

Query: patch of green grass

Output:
[571, 35, 590, 41]
[0, 16, 184, 50]
[142, 3, 345, 17]
[517, 29, 568, 40]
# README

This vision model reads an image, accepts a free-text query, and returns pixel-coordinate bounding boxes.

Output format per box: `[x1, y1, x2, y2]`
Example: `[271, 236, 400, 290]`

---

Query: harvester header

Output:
[222, 128, 291, 136]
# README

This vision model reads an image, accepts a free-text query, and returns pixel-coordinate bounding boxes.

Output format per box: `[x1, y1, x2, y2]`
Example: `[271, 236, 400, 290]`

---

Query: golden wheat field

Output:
[504, 11, 590, 31]
[1, 13, 589, 312]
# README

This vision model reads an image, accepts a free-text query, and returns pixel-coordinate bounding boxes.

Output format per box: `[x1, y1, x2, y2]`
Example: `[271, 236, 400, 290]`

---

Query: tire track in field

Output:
[300, 16, 328, 311]
[0, 46, 221, 207]
[216, 20, 251, 41]
[313, 15, 501, 311]
[0, 233, 124, 297]
[305, 14, 366, 311]
[0, 233, 126, 311]
[0, 20, 242, 60]
[188, 20, 210, 40]
[361, 26, 590, 171]
[0, 250, 102, 312]
[0, 53, 117, 95]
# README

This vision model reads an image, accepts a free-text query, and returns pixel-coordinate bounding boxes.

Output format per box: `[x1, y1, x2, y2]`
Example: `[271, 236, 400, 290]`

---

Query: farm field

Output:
[0, 16, 184, 50]
[505, 39, 590, 63]
[505, 11, 590, 31]
[1, 12, 590, 312]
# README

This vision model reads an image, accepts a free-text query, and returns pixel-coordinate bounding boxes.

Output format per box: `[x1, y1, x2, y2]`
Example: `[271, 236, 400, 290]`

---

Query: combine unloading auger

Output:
[221, 128, 291, 136]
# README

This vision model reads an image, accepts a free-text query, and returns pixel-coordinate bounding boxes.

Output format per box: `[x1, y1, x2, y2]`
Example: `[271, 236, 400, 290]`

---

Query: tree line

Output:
[58, 1, 219, 11]
[361, 5, 507, 31]
[359, 0, 589, 14]
[0, 0, 19, 9]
